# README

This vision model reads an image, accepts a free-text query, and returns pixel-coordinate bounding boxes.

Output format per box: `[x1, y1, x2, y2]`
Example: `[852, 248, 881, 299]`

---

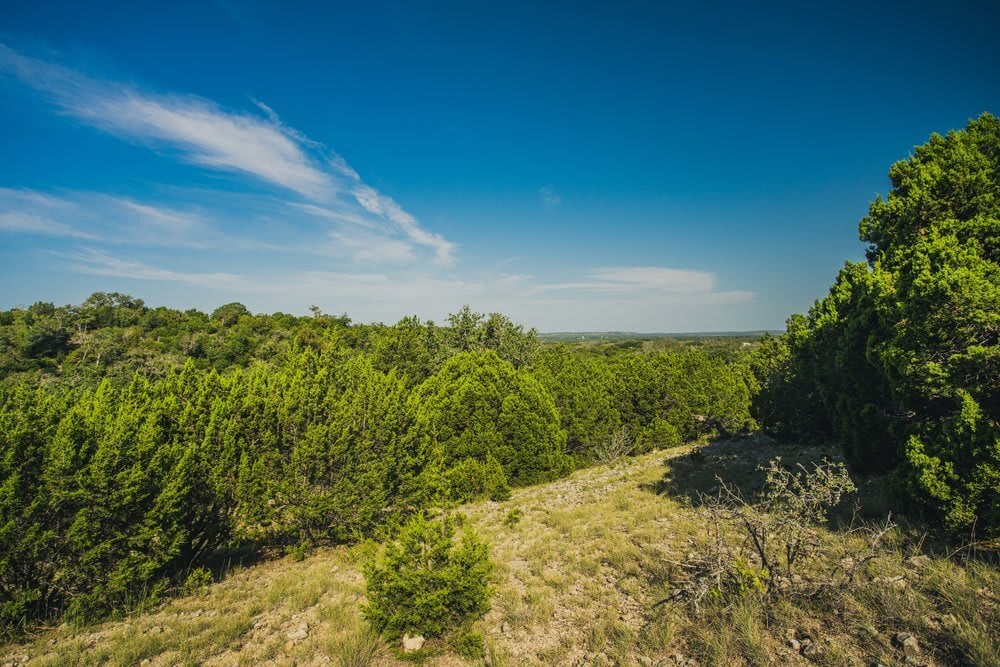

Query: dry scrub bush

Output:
[592, 426, 635, 464]
[661, 457, 896, 609]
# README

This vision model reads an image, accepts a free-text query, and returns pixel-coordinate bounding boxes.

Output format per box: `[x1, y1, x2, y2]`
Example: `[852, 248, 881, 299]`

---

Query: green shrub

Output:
[531, 345, 622, 461]
[502, 508, 523, 527]
[284, 543, 309, 562]
[453, 630, 485, 659]
[638, 419, 682, 451]
[411, 350, 572, 487]
[182, 566, 213, 594]
[363, 513, 494, 639]
[444, 456, 511, 503]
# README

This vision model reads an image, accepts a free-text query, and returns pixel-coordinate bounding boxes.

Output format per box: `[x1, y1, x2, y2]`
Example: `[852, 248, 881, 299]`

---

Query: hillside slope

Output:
[3, 439, 997, 667]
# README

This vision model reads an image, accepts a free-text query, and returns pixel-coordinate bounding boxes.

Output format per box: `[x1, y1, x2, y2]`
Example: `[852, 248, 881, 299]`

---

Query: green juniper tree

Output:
[411, 350, 571, 502]
[754, 113, 1000, 534]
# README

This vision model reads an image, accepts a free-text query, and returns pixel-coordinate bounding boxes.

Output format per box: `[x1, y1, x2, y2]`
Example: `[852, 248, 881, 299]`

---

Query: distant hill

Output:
[537, 330, 783, 342]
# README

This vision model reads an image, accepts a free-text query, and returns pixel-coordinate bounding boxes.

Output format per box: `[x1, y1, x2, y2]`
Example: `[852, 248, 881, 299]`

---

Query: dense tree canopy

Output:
[753, 113, 999, 534]
[411, 350, 570, 501]
[532, 345, 623, 461]
[0, 297, 756, 634]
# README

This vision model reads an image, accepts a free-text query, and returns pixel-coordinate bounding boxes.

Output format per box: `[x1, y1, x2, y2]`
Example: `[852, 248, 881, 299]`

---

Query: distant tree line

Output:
[0, 299, 756, 632]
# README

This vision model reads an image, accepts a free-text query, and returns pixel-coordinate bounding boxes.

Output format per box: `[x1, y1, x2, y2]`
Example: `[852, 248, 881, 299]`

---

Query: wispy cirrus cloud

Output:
[351, 185, 456, 266]
[0, 187, 211, 247]
[591, 266, 717, 292]
[539, 184, 561, 206]
[0, 43, 457, 266]
[0, 185, 439, 268]
[0, 44, 332, 200]
[328, 230, 416, 265]
[0, 210, 98, 240]
[538, 266, 717, 293]
[288, 203, 377, 229]
[61, 247, 475, 305]
[534, 266, 754, 307]
[64, 248, 245, 288]
[0, 188, 99, 239]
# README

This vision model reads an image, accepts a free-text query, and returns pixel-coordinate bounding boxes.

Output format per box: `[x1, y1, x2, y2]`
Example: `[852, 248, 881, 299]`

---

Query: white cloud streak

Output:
[0, 45, 332, 200]
[0, 188, 98, 239]
[0, 187, 211, 247]
[117, 200, 202, 233]
[0, 210, 98, 240]
[328, 230, 416, 264]
[539, 184, 561, 206]
[352, 185, 456, 266]
[537, 266, 718, 294]
[51, 247, 757, 331]
[65, 248, 245, 288]
[62, 248, 470, 304]
[0, 44, 456, 265]
[288, 203, 377, 228]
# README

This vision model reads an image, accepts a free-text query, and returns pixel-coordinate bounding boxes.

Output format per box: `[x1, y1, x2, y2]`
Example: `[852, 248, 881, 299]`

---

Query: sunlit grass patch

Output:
[5, 445, 999, 667]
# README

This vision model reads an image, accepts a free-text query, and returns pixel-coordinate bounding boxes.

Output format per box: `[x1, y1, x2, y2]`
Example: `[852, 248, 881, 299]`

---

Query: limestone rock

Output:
[285, 623, 309, 642]
[894, 632, 920, 657]
[401, 634, 425, 652]
[874, 575, 907, 589]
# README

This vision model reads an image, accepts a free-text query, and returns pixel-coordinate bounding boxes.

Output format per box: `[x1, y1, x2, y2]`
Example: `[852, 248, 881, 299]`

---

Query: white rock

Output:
[894, 632, 920, 657]
[401, 634, 425, 652]
[285, 624, 309, 641]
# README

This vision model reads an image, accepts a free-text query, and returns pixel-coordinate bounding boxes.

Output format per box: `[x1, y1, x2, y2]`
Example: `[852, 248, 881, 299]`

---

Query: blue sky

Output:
[1, 0, 997, 331]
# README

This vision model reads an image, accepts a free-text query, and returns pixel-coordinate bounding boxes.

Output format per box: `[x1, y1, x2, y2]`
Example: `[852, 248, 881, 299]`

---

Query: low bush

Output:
[667, 457, 897, 607]
[363, 513, 494, 639]
[444, 456, 511, 503]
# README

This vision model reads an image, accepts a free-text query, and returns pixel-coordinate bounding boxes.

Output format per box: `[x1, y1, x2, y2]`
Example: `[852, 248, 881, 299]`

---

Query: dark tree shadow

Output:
[641, 433, 845, 508]
[643, 434, 1000, 566]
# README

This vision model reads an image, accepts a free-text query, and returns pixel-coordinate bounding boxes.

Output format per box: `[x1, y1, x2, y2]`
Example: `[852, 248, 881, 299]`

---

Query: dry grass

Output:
[3, 437, 997, 666]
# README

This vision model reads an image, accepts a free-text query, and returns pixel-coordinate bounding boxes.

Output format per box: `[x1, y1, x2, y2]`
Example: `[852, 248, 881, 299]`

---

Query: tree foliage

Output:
[0, 297, 758, 633]
[531, 345, 622, 461]
[363, 513, 493, 639]
[753, 113, 1000, 535]
[411, 351, 571, 500]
